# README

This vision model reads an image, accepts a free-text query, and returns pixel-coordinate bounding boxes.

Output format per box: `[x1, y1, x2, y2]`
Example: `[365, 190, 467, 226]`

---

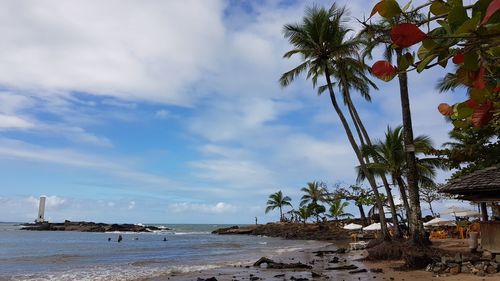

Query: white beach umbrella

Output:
[343, 223, 363, 230]
[363, 222, 393, 231]
[423, 217, 455, 227]
[455, 210, 480, 217]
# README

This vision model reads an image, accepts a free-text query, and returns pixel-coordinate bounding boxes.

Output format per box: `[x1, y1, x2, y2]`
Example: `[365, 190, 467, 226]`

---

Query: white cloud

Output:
[0, 0, 225, 105]
[0, 114, 34, 129]
[107, 201, 115, 207]
[168, 202, 237, 214]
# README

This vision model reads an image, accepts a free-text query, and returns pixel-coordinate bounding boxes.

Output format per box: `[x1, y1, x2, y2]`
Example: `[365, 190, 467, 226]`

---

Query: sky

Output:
[0, 0, 472, 224]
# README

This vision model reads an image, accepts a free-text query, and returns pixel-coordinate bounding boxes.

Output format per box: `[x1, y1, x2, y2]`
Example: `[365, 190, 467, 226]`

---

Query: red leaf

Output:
[371, 60, 397, 81]
[481, 0, 500, 25]
[472, 66, 485, 89]
[438, 103, 454, 116]
[452, 53, 464, 64]
[465, 99, 478, 109]
[471, 102, 493, 128]
[390, 23, 427, 48]
[494, 86, 500, 92]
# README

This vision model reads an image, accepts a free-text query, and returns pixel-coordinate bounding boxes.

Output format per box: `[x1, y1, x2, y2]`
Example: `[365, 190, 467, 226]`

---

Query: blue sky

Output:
[0, 0, 471, 224]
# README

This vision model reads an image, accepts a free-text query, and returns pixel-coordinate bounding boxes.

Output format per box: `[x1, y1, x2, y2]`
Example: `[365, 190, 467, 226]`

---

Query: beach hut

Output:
[440, 165, 500, 253]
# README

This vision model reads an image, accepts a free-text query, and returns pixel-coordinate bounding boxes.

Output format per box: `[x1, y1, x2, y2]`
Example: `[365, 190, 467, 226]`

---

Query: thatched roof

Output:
[440, 165, 500, 201]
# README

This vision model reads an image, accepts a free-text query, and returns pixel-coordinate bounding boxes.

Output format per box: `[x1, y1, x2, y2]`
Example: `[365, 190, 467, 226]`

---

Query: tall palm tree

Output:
[359, 126, 443, 223]
[265, 191, 292, 222]
[280, 4, 391, 240]
[359, 16, 427, 244]
[319, 55, 402, 237]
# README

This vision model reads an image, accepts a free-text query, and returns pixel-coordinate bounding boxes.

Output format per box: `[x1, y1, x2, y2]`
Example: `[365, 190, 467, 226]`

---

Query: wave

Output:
[9, 262, 224, 281]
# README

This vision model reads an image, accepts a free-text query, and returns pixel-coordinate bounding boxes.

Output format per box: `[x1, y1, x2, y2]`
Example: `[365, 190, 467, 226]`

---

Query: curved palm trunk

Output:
[428, 201, 435, 217]
[396, 50, 426, 245]
[345, 94, 402, 238]
[279, 206, 283, 222]
[357, 203, 368, 226]
[395, 176, 411, 224]
[324, 70, 390, 241]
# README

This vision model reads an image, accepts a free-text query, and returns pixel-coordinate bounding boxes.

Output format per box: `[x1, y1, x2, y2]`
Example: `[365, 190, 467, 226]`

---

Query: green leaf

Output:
[463, 52, 479, 71]
[417, 54, 438, 72]
[452, 119, 468, 128]
[456, 14, 481, 34]
[438, 51, 449, 68]
[430, 1, 449, 16]
[402, 0, 412, 12]
[456, 102, 474, 119]
[422, 38, 437, 50]
[417, 45, 429, 60]
[379, 0, 402, 19]
[470, 88, 488, 103]
[397, 54, 410, 70]
[448, 5, 469, 30]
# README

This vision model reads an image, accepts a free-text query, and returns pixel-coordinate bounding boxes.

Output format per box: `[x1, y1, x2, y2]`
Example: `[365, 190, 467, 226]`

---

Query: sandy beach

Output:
[142, 238, 500, 281]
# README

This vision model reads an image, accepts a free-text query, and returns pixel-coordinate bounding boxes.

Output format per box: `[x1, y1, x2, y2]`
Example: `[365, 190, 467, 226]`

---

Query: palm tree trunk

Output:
[324, 69, 391, 241]
[396, 176, 411, 224]
[346, 94, 402, 238]
[428, 201, 435, 217]
[280, 207, 283, 222]
[395, 49, 426, 245]
[357, 203, 368, 226]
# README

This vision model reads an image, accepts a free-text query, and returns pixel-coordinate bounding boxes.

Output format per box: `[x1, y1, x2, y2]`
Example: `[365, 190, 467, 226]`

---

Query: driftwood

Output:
[325, 264, 358, 270]
[348, 269, 368, 274]
[253, 257, 312, 269]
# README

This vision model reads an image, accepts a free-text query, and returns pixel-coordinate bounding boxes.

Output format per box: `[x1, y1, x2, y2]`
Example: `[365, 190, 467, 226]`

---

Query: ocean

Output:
[0, 223, 324, 280]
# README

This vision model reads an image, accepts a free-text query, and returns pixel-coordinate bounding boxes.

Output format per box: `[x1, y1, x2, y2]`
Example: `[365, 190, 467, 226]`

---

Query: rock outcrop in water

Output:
[212, 222, 349, 240]
[21, 220, 166, 232]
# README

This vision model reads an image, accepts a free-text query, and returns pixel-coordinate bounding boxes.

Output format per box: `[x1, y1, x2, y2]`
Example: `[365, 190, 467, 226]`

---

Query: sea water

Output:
[0, 223, 323, 280]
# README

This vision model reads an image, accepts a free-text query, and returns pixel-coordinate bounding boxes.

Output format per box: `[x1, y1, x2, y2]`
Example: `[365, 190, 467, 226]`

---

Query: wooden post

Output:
[480, 202, 488, 222]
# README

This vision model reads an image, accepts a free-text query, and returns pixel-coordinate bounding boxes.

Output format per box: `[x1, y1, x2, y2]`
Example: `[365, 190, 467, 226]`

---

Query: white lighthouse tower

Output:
[36, 196, 46, 223]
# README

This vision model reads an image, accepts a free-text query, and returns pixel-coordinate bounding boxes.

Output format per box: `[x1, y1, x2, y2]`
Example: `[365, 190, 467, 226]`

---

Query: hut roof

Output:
[440, 165, 500, 201]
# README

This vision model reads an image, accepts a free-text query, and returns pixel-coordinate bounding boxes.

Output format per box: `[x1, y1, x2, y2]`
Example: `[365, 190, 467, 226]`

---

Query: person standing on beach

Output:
[255, 217, 258, 225]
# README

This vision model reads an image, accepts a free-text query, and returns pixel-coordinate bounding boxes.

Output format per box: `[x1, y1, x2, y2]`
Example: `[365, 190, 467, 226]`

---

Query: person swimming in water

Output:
[118, 234, 123, 242]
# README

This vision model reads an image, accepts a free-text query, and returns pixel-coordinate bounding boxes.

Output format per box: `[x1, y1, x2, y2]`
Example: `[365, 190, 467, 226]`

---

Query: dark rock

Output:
[311, 271, 322, 278]
[454, 253, 462, 263]
[329, 257, 339, 263]
[482, 251, 493, 261]
[21, 221, 162, 233]
[449, 264, 460, 275]
[197, 278, 217, 281]
[349, 269, 368, 274]
[326, 265, 358, 270]
[290, 277, 309, 281]
[253, 257, 311, 269]
[370, 268, 383, 273]
[486, 265, 497, 274]
[477, 270, 486, 277]
[250, 276, 259, 281]
[273, 274, 285, 278]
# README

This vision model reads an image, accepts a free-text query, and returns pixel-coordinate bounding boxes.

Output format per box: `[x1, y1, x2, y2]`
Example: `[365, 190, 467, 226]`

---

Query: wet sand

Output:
[143, 238, 500, 281]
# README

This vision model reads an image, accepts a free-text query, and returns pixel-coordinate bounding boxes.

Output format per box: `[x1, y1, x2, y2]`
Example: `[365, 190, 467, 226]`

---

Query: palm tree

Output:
[327, 198, 353, 221]
[359, 16, 427, 244]
[300, 181, 327, 206]
[359, 126, 443, 224]
[294, 207, 311, 224]
[265, 191, 292, 222]
[280, 4, 391, 240]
